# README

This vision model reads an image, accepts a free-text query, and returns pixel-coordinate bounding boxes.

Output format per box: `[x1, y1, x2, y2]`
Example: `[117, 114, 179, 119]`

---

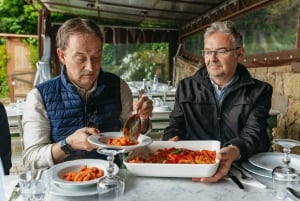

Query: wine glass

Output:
[272, 139, 300, 200]
[96, 148, 125, 201]
[19, 168, 51, 201]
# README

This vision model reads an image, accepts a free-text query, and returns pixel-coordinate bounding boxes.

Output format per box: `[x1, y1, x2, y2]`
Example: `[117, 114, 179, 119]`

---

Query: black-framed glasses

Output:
[201, 47, 240, 57]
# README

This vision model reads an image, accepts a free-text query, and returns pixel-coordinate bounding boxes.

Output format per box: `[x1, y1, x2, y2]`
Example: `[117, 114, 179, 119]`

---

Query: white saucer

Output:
[248, 152, 300, 171]
[51, 183, 97, 196]
[88, 132, 153, 153]
[241, 161, 272, 178]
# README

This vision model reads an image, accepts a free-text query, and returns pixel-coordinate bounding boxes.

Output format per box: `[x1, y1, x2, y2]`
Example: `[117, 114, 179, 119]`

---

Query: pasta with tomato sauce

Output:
[106, 136, 138, 146]
[127, 147, 216, 164]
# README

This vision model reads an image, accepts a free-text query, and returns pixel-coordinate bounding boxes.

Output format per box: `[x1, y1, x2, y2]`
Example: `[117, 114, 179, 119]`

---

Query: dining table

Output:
[4, 168, 279, 201]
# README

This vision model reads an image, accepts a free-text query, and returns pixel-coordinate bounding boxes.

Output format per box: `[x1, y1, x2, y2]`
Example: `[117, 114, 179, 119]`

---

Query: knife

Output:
[228, 171, 244, 189]
[232, 164, 267, 189]
[8, 182, 20, 201]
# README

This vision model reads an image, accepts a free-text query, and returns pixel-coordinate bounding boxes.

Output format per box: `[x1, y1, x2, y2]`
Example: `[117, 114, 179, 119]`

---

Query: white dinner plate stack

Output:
[241, 152, 300, 178]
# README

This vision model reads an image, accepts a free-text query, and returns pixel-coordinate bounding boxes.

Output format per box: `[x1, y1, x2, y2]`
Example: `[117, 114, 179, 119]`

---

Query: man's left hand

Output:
[192, 145, 240, 183]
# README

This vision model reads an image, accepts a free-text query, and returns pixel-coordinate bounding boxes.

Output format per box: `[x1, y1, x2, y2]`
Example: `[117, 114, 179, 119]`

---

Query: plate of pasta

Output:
[88, 132, 153, 153]
[123, 140, 220, 177]
[50, 159, 119, 188]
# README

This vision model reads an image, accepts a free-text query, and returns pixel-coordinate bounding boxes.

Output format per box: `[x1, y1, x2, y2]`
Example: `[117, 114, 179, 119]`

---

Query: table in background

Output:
[4, 170, 276, 201]
[127, 81, 176, 101]
[5, 102, 25, 174]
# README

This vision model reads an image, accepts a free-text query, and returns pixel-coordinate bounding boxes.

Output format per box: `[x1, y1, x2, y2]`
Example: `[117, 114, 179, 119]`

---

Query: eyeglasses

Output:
[201, 47, 240, 57]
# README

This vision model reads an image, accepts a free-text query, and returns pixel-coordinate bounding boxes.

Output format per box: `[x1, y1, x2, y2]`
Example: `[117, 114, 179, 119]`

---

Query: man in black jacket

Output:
[163, 21, 272, 182]
[0, 102, 12, 175]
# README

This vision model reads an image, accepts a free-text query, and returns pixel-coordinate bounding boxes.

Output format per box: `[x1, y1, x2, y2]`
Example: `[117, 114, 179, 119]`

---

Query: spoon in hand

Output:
[123, 90, 144, 143]
[123, 113, 141, 143]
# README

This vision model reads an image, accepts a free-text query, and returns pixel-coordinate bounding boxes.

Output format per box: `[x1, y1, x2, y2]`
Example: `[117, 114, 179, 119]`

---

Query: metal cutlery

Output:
[232, 163, 252, 179]
[228, 171, 244, 189]
[286, 187, 300, 201]
[8, 182, 20, 201]
[123, 90, 144, 143]
[231, 163, 267, 189]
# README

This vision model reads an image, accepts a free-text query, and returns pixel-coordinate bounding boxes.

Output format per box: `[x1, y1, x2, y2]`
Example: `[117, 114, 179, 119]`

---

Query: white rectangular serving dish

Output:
[123, 140, 220, 178]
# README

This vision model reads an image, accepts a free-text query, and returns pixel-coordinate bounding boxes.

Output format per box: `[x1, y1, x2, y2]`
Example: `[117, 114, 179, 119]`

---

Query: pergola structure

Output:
[30, 0, 300, 77]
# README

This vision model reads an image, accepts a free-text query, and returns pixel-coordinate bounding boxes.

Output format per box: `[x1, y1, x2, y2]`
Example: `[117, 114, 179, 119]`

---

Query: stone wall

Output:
[175, 56, 300, 154]
[248, 66, 300, 154]
[174, 56, 202, 85]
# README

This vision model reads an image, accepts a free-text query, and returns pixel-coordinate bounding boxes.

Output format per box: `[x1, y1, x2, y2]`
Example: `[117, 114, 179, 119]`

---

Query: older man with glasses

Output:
[163, 21, 273, 183]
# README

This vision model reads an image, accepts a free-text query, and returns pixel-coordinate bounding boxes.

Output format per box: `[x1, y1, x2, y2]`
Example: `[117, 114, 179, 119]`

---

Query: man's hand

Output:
[67, 127, 101, 151]
[133, 96, 153, 133]
[192, 145, 240, 183]
[134, 95, 153, 120]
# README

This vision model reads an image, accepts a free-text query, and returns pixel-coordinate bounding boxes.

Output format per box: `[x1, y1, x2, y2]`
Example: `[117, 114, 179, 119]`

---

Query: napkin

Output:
[230, 168, 267, 189]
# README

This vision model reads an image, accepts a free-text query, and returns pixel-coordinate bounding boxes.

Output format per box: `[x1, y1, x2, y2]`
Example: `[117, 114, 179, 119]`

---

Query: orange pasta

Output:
[63, 165, 104, 182]
[107, 136, 138, 146]
[127, 147, 216, 164]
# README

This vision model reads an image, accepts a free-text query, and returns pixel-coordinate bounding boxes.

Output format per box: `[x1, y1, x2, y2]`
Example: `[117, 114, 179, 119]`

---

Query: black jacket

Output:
[0, 102, 12, 174]
[163, 64, 273, 161]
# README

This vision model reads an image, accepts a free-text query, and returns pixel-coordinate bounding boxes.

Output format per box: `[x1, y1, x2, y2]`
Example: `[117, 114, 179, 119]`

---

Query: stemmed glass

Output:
[96, 148, 125, 201]
[19, 168, 51, 201]
[272, 139, 300, 200]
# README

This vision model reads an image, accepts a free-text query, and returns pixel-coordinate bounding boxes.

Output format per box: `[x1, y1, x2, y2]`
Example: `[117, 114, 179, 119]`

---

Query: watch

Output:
[60, 138, 73, 154]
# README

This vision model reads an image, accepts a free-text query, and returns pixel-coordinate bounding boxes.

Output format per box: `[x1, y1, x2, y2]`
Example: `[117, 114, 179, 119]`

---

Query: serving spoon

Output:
[122, 90, 144, 143]
[123, 113, 141, 143]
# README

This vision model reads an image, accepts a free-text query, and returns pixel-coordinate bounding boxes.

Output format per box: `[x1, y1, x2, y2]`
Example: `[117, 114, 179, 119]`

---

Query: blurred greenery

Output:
[0, 41, 8, 98]
[0, 0, 170, 84]
[21, 38, 39, 68]
[183, 0, 299, 56]
[102, 43, 169, 82]
[0, 0, 39, 34]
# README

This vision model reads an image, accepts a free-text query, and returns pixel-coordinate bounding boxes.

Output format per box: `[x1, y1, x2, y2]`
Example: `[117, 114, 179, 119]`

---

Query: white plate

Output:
[51, 183, 97, 196]
[88, 132, 153, 153]
[248, 152, 300, 171]
[123, 140, 220, 178]
[50, 159, 119, 188]
[241, 161, 272, 178]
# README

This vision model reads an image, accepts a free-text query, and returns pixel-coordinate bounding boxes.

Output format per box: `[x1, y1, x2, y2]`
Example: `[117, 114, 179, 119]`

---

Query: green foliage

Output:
[118, 43, 168, 81]
[120, 50, 157, 81]
[235, 0, 298, 54]
[21, 38, 39, 67]
[183, 0, 299, 56]
[102, 43, 169, 82]
[0, 0, 39, 34]
[0, 43, 9, 98]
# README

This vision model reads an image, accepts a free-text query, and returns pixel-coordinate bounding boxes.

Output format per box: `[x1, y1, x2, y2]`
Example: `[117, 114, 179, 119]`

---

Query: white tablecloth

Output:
[4, 170, 277, 201]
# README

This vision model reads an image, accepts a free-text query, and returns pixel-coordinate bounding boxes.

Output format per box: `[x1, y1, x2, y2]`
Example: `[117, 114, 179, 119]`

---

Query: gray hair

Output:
[204, 21, 243, 47]
[56, 18, 103, 50]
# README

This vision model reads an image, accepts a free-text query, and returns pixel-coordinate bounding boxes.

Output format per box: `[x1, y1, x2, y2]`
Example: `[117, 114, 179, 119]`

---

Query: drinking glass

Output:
[97, 148, 125, 201]
[272, 139, 300, 200]
[19, 168, 50, 201]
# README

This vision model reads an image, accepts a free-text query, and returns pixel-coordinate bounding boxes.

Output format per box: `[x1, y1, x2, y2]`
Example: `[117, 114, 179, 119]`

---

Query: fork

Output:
[232, 163, 252, 179]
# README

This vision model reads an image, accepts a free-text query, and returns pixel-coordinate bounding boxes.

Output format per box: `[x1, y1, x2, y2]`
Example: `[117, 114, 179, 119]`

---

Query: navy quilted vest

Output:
[36, 67, 121, 159]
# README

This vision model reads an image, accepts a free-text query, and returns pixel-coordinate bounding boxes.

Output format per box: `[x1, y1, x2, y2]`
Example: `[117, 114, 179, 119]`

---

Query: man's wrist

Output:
[140, 118, 152, 134]
[60, 138, 73, 155]
[228, 144, 241, 161]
